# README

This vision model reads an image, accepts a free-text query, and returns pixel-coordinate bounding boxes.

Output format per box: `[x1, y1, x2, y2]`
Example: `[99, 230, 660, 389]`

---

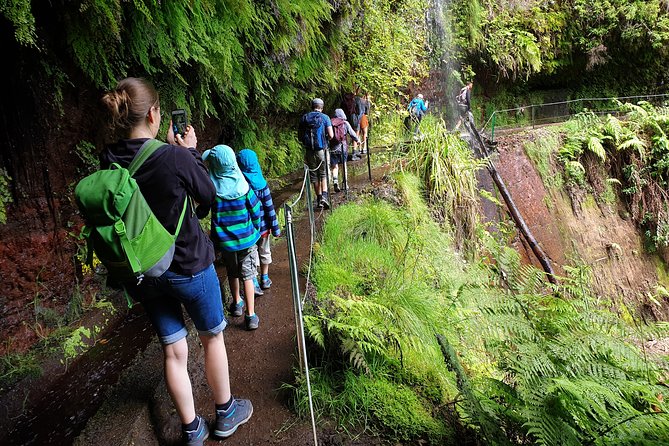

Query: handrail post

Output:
[491, 112, 496, 142]
[366, 116, 372, 182]
[283, 203, 320, 445]
[531, 106, 535, 128]
[284, 204, 303, 370]
[305, 169, 315, 241]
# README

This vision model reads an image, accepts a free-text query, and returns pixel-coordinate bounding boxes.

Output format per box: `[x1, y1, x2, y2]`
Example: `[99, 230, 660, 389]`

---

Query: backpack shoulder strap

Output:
[128, 139, 167, 176]
[173, 196, 189, 237]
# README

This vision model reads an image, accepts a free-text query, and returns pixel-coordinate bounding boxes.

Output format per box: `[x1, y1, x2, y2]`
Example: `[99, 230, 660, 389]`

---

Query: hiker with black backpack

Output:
[299, 98, 333, 209]
[92, 78, 252, 446]
[454, 81, 474, 131]
[407, 93, 429, 136]
[330, 108, 360, 193]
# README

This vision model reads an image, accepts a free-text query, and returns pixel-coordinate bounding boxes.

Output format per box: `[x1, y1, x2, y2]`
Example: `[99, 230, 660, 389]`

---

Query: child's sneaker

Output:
[229, 300, 244, 317]
[260, 274, 272, 289]
[214, 399, 253, 438]
[183, 415, 209, 446]
[245, 314, 260, 330]
[333, 183, 341, 193]
[252, 277, 264, 296]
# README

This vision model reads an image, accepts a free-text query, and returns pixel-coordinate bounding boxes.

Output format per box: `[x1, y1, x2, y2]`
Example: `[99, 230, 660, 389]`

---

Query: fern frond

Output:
[587, 135, 607, 161]
[603, 115, 624, 145]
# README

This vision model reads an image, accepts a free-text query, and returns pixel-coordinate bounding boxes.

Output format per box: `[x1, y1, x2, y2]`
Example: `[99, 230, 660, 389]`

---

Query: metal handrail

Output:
[482, 93, 669, 140]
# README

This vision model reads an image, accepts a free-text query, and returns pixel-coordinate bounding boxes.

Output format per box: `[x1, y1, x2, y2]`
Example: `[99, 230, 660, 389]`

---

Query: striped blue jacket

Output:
[254, 185, 281, 237]
[211, 189, 261, 252]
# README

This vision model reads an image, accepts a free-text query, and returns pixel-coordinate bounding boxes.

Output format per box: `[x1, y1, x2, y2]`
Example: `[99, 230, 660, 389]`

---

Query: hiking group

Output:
[299, 91, 370, 209]
[75, 77, 289, 445]
[74, 77, 371, 445]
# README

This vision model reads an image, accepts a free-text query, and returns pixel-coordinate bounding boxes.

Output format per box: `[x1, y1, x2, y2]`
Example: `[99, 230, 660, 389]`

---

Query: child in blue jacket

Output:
[236, 149, 281, 289]
[204, 145, 262, 330]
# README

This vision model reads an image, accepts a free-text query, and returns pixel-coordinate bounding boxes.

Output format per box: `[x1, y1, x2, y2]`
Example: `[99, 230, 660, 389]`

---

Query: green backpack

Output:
[74, 139, 187, 284]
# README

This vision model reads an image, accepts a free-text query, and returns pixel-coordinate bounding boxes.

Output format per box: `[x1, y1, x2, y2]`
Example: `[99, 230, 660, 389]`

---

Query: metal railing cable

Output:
[284, 161, 322, 446]
[481, 93, 669, 137]
[288, 163, 311, 209]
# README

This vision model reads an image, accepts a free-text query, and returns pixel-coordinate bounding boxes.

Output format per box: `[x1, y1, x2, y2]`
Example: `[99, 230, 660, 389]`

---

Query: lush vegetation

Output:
[1, 0, 429, 177]
[450, 0, 669, 85]
[291, 119, 669, 444]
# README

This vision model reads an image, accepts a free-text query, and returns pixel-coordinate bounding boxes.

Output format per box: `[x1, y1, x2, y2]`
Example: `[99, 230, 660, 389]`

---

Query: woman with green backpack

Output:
[99, 77, 252, 445]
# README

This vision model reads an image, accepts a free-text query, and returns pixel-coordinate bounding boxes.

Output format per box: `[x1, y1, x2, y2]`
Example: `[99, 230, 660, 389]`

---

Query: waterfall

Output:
[427, 0, 461, 126]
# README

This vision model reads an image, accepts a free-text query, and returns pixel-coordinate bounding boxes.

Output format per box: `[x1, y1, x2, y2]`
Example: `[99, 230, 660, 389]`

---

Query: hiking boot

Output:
[229, 300, 244, 317]
[252, 277, 264, 296]
[183, 415, 209, 446]
[321, 193, 330, 210]
[214, 399, 253, 438]
[260, 274, 272, 289]
[245, 314, 260, 330]
[333, 183, 341, 193]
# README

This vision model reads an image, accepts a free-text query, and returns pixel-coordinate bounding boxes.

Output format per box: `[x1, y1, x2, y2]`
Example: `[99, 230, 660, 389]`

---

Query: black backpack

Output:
[300, 111, 326, 150]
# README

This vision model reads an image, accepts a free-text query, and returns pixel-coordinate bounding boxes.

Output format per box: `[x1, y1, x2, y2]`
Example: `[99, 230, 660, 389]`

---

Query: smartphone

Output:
[171, 109, 188, 137]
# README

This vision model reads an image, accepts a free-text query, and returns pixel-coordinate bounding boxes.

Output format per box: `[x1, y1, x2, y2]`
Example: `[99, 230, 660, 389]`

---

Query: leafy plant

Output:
[0, 350, 41, 389]
[0, 168, 12, 224]
[401, 116, 484, 248]
[73, 140, 99, 175]
[60, 326, 91, 368]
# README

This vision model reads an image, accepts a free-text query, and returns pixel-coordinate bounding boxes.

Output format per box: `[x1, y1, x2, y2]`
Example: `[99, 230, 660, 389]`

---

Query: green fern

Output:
[587, 135, 607, 161]
[618, 136, 648, 161]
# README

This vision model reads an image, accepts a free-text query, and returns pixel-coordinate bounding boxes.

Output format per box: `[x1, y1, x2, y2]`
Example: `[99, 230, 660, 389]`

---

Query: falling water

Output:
[426, 0, 461, 126]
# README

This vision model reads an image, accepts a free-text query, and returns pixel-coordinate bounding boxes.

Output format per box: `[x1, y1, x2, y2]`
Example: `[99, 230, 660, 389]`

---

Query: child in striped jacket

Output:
[236, 149, 281, 290]
[204, 145, 262, 331]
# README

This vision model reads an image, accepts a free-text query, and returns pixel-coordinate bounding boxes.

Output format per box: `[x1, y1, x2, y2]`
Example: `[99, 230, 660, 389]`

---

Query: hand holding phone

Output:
[171, 109, 188, 137]
[179, 125, 197, 149]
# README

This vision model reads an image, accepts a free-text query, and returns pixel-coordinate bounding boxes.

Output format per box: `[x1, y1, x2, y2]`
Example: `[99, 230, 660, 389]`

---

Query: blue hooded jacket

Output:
[236, 149, 280, 238]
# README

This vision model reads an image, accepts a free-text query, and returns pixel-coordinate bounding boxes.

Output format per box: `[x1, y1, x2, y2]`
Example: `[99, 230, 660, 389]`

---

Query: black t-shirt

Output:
[101, 138, 216, 276]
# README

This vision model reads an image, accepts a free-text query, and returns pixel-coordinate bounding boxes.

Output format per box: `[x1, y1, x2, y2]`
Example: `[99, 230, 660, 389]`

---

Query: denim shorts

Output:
[222, 245, 258, 281]
[127, 264, 226, 345]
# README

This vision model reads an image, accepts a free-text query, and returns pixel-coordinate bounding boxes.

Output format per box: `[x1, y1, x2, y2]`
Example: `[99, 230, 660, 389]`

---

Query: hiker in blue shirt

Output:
[236, 149, 281, 291]
[407, 93, 429, 136]
[299, 98, 333, 209]
[204, 145, 263, 331]
[100, 78, 252, 446]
